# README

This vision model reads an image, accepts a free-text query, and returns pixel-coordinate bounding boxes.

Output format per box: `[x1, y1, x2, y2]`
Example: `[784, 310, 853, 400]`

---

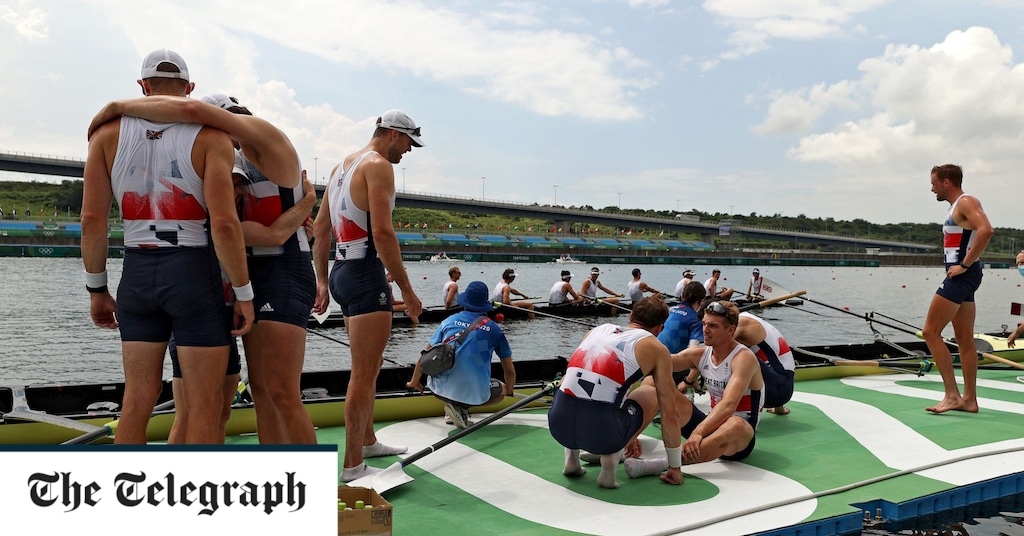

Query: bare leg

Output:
[342, 311, 391, 470]
[597, 449, 624, 489]
[689, 417, 753, 463]
[922, 294, 965, 413]
[167, 378, 185, 445]
[243, 320, 316, 444]
[176, 345, 230, 443]
[563, 448, 585, 476]
[512, 300, 535, 319]
[117, 341, 167, 444]
[950, 301, 979, 413]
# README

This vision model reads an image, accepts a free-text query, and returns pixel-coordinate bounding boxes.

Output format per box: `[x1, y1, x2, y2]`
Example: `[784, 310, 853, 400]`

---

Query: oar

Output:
[584, 296, 632, 313]
[305, 327, 404, 366]
[803, 295, 1024, 372]
[794, 346, 932, 374]
[311, 309, 331, 325]
[493, 302, 597, 328]
[347, 379, 561, 493]
[737, 291, 806, 313]
[60, 397, 179, 445]
[1, 387, 105, 434]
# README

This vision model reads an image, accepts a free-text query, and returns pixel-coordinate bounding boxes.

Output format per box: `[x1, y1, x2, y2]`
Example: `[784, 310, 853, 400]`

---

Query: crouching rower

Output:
[548, 296, 683, 488]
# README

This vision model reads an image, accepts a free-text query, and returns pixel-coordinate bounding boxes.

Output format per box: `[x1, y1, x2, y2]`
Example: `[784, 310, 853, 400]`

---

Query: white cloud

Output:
[0, 2, 47, 41]
[749, 26, 1024, 226]
[785, 27, 1024, 165]
[703, 0, 888, 62]
[204, 0, 652, 121]
[754, 81, 857, 134]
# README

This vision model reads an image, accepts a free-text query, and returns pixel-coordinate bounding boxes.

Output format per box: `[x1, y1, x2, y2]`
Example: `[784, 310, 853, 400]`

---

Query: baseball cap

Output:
[560, 270, 573, 280]
[684, 269, 695, 276]
[377, 109, 424, 147]
[232, 151, 250, 183]
[752, 268, 760, 274]
[502, 268, 518, 279]
[140, 49, 189, 81]
[201, 94, 251, 115]
[590, 267, 601, 275]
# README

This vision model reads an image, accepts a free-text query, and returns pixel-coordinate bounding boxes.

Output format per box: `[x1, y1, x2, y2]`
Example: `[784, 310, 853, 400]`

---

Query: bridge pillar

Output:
[553, 220, 570, 234]
[700, 233, 717, 246]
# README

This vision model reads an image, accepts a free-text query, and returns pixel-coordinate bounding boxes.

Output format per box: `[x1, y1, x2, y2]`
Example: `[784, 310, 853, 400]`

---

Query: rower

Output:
[745, 268, 764, 301]
[704, 269, 735, 300]
[492, 268, 535, 319]
[673, 269, 695, 301]
[548, 270, 584, 307]
[580, 267, 624, 313]
[626, 268, 661, 303]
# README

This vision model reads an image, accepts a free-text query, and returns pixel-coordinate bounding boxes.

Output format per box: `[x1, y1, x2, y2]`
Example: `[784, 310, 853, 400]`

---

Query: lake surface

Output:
[4, 257, 1024, 534]
[3, 257, 1024, 386]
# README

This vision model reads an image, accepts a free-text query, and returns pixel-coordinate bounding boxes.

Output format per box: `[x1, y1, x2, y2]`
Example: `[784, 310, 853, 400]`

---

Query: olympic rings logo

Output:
[37, 247, 54, 255]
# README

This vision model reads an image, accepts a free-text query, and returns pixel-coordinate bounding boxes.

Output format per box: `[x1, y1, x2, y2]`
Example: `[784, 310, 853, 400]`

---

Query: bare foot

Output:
[926, 396, 965, 414]
[767, 405, 790, 415]
[563, 448, 586, 476]
[958, 397, 979, 413]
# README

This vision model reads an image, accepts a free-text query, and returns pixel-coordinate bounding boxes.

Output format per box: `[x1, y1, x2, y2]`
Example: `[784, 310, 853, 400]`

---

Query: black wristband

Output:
[86, 285, 108, 294]
[960, 262, 971, 270]
[682, 378, 695, 386]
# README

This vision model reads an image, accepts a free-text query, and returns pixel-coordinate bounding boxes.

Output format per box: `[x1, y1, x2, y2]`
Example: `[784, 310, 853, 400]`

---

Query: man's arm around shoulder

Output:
[199, 127, 254, 336]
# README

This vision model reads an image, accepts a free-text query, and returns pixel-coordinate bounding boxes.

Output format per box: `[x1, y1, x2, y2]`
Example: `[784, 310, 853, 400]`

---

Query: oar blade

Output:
[2, 410, 103, 434]
[311, 309, 331, 325]
[346, 461, 412, 493]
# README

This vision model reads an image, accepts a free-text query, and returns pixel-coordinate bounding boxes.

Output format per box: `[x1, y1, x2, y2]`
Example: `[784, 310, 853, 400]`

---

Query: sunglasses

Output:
[392, 126, 421, 137]
[706, 301, 727, 315]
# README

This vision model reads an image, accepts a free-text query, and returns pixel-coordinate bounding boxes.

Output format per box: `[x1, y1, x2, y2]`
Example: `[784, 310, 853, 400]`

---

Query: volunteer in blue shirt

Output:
[408, 281, 515, 429]
[658, 281, 707, 353]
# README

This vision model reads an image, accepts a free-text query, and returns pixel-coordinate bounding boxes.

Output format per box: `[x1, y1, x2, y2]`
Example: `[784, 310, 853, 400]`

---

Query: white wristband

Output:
[665, 446, 682, 469]
[85, 270, 108, 289]
[232, 282, 254, 301]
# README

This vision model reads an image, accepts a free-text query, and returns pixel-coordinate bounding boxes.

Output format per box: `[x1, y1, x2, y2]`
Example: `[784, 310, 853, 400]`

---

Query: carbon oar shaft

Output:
[493, 302, 597, 327]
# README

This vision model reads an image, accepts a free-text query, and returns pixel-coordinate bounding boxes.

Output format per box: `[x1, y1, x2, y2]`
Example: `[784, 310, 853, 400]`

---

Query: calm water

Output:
[3, 257, 1024, 385]
[3, 257, 1024, 534]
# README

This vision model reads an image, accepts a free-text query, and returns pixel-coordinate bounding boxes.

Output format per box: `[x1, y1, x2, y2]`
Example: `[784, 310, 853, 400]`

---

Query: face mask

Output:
[1018, 266, 1024, 278]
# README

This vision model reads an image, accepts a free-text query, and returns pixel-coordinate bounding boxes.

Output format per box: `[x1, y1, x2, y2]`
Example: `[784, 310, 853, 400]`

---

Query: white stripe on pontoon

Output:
[375, 414, 814, 536]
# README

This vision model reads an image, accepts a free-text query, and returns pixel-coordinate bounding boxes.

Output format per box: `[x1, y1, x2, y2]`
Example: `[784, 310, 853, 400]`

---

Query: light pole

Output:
[402, 167, 406, 192]
[314, 157, 318, 185]
[676, 199, 681, 211]
[481, 177, 486, 199]
[553, 184, 558, 205]
[617, 192, 622, 209]
[729, 205, 734, 215]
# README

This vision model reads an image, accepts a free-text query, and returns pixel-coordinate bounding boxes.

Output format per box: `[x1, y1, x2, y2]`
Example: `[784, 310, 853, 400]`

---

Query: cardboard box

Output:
[338, 486, 393, 536]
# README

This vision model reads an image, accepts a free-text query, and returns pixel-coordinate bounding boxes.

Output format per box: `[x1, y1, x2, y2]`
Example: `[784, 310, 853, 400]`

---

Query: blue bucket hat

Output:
[456, 281, 493, 313]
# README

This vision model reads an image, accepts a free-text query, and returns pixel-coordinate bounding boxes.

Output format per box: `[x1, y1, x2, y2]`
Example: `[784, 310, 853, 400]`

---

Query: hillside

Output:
[3, 179, 1023, 256]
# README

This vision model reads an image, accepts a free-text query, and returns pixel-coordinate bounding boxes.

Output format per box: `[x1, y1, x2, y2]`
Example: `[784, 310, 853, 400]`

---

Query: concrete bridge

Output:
[1, 150, 936, 253]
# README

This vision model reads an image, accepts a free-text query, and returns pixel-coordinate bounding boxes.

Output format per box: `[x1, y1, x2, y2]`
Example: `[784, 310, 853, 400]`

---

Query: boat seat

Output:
[301, 387, 329, 400]
[86, 401, 119, 415]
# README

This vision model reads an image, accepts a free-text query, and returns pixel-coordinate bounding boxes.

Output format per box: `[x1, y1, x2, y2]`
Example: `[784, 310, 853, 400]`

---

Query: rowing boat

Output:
[5, 333, 1022, 445]
[309, 300, 637, 327]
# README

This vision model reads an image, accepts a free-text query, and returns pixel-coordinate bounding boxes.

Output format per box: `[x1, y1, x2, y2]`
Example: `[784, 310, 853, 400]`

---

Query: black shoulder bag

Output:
[419, 316, 486, 376]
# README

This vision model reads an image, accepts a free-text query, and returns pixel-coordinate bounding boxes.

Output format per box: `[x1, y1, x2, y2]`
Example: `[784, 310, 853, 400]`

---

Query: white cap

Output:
[232, 151, 249, 182]
[590, 267, 601, 275]
[140, 49, 189, 81]
[377, 109, 424, 147]
[201, 94, 250, 114]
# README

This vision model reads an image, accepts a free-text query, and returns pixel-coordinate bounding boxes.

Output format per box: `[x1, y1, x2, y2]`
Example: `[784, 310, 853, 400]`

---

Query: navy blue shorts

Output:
[249, 253, 316, 327]
[168, 307, 241, 378]
[760, 361, 795, 408]
[547, 390, 645, 455]
[117, 248, 231, 347]
[328, 256, 391, 317]
[936, 263, 982, 304]
[681, 407, 756, 461]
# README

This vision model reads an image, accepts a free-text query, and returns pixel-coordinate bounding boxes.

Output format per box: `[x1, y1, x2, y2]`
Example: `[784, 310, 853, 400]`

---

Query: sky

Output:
[3, 0, 1024, 228]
